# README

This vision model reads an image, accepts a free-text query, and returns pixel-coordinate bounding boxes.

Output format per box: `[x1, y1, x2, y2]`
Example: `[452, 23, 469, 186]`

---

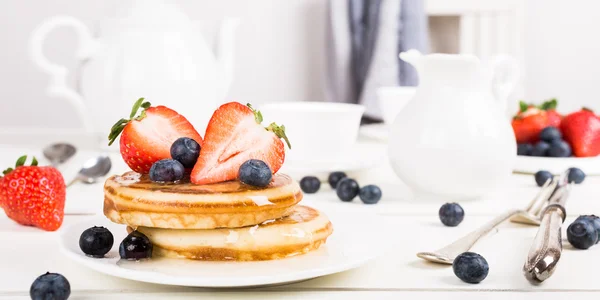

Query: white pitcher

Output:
[388, 50, 519, 200]
[29, 0, 238, 137]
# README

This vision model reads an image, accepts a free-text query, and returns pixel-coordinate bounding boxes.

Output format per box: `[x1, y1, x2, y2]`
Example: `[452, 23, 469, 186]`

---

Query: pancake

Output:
[104, 172, 302, 229]
[133, 206, 333, 261]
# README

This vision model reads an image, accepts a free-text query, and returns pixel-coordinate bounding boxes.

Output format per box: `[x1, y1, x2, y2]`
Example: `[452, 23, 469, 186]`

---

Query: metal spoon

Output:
[43, 143, 77, 166]
[67, 156, 112, 188]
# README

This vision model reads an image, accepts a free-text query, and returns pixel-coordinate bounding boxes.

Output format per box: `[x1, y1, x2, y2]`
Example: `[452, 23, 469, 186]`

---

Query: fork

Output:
[416, 179, 556, 264]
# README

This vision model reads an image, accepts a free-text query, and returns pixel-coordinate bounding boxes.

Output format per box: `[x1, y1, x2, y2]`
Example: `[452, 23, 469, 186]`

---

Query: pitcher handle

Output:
[490, 55, 520, 114]
[29, 15, 98, 132]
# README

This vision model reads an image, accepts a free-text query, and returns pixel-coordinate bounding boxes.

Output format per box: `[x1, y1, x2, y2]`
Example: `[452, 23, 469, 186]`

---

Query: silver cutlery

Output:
[67, 156, 112, 188]
[417, 179, 555, 264]
[523, 172, 571, 283]
[43, 143, 77, 166]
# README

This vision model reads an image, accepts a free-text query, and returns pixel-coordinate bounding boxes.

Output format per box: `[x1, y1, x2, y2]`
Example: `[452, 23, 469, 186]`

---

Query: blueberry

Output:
[452, 252, 489, 284]
[575, 215, 600, 243]
[517, 144, 533, 156]
[534, 170, 553, 187]
[79, 226, 114, 258]
[300, 176, 321, 193]
[170, 137, 200, 168]
[119, 231, 153, 260]
[30, 272, 70, 300]
[439, 203, 465, 227]
[548, 140, 572, 157]
[328, 171, 347, 189]
[567, 220, 598, 249]
[540, 126, 562, 142]
[238, 159, 272, 187]
[149, 159, 185, 182]
[567, 167, 586, 184]
[359, 185, 382, 204]
[336, 178, 359, 202]
[531, 141, 551, 157]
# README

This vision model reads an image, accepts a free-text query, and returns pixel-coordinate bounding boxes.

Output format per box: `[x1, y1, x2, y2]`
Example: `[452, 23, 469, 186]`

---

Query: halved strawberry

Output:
[108, 98, 203, 173]
[512, 99, 562, 143]
[191, 102, 290, 185]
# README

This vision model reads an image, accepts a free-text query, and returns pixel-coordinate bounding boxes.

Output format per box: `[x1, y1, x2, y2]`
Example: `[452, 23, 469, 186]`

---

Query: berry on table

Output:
[30, 272, 70, 300]
[328, 171, 347, 189]
[576, 215, 600, 243]
[567, 167, 585, 184]
[119, 231, 153, 260]
[439, 203, 464, 227]
[548, 140, 572, 157]
[336, 178, 359, 202]
[79, 226, 114, 258]
[149, 159, 185, 182]
[453, 252, 489, 284]
[359, 185, 382, 204]
[238, 159, 273, 187]
[567, 220, 598, 249]
[531, 141, 551, 157]
[300, 176, 321, 193]
[534, 170, 553, 187]
[170, 137, 201, 168]
[540, 126, 562, 142]
[517, 144, 533, 156]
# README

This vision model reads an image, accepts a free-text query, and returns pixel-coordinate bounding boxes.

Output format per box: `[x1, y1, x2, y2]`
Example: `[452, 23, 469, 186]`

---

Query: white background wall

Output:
[1, 0, 599, 130]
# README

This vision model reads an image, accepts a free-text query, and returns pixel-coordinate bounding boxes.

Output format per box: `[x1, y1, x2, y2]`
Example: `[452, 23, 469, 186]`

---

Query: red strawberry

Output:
[191, 102, 291, 185]
[561, 108, 600, 157]
[511, 99, 562, 143]
[108, 98, 203, 173]
[0, 156, 66, 231]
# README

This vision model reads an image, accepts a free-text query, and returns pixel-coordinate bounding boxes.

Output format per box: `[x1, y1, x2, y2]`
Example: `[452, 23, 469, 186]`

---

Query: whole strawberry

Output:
[0, 156, 66, 231]
[512, 99, 562, 144]
[561, 108, 600, 157]
[108, 98, 203, 174]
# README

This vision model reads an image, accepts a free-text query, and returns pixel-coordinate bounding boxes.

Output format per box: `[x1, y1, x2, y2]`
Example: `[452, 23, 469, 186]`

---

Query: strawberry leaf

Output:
[15, 155, 27, 167]
[582, 107, 594, 113]
[2, 168, 13, 175]
[519, 101, 529, 113]
[108, 98, 151, 146]
[31, 157, 38, 166]
[266, 122, 291, 149]
[539, 98, 558, 110]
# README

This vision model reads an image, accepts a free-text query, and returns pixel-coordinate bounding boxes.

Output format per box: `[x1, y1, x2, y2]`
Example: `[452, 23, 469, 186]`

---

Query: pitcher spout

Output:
[215, 18, 240, 100]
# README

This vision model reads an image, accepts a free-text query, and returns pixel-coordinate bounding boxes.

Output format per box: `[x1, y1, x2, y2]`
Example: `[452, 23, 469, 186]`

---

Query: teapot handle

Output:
[29, 16, 98, 132]
[490, 55, 520, 114]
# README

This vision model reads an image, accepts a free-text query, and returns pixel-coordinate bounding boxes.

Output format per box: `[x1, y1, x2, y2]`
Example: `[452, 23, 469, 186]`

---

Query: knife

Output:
[523, 173, 571, 283]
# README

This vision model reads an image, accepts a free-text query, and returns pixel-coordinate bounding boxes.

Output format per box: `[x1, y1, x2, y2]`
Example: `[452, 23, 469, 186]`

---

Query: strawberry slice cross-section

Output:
[191, 102, 290, 185]
[108, 98, 203, 174]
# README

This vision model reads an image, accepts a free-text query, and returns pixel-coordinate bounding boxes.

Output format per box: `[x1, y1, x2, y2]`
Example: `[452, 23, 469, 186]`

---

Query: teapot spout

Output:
[215, 18, 240, 100]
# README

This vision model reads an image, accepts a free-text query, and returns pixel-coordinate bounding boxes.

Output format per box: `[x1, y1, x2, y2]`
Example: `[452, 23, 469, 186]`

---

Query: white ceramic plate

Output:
[60, 212, 384, 288]
[514, 155, 600, 175]
[279, 142, 386, 177]
[359, 124, 389, 142]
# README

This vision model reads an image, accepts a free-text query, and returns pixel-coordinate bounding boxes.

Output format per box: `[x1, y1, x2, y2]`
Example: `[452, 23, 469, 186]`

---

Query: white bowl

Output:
[377, 86, 416, 125]
[259, 102, 365, 161]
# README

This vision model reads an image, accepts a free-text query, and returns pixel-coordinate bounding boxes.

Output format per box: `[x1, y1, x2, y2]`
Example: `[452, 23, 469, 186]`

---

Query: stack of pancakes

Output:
[104, 172, 333, 261]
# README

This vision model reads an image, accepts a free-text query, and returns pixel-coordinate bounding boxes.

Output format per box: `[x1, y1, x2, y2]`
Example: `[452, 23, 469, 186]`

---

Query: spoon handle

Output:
[66, 176, 80, 188]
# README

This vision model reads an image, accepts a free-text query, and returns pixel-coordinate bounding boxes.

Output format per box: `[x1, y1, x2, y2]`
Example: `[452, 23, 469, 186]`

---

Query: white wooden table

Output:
[1, 136, 600, 299]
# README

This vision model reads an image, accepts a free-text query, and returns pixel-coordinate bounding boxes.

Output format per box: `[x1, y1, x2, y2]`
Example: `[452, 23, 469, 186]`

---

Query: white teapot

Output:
[29, 0, 238, 136]
[388, 50, 520, 200]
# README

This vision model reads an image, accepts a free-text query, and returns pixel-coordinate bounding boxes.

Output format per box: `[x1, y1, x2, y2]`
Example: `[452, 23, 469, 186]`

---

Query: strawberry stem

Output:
[246, 103, 263, 124]
[108, 98, 150, 146]
[538, 98, 558, 111]
[2, 155, 39, 176]
[266, 123, 292, 149]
